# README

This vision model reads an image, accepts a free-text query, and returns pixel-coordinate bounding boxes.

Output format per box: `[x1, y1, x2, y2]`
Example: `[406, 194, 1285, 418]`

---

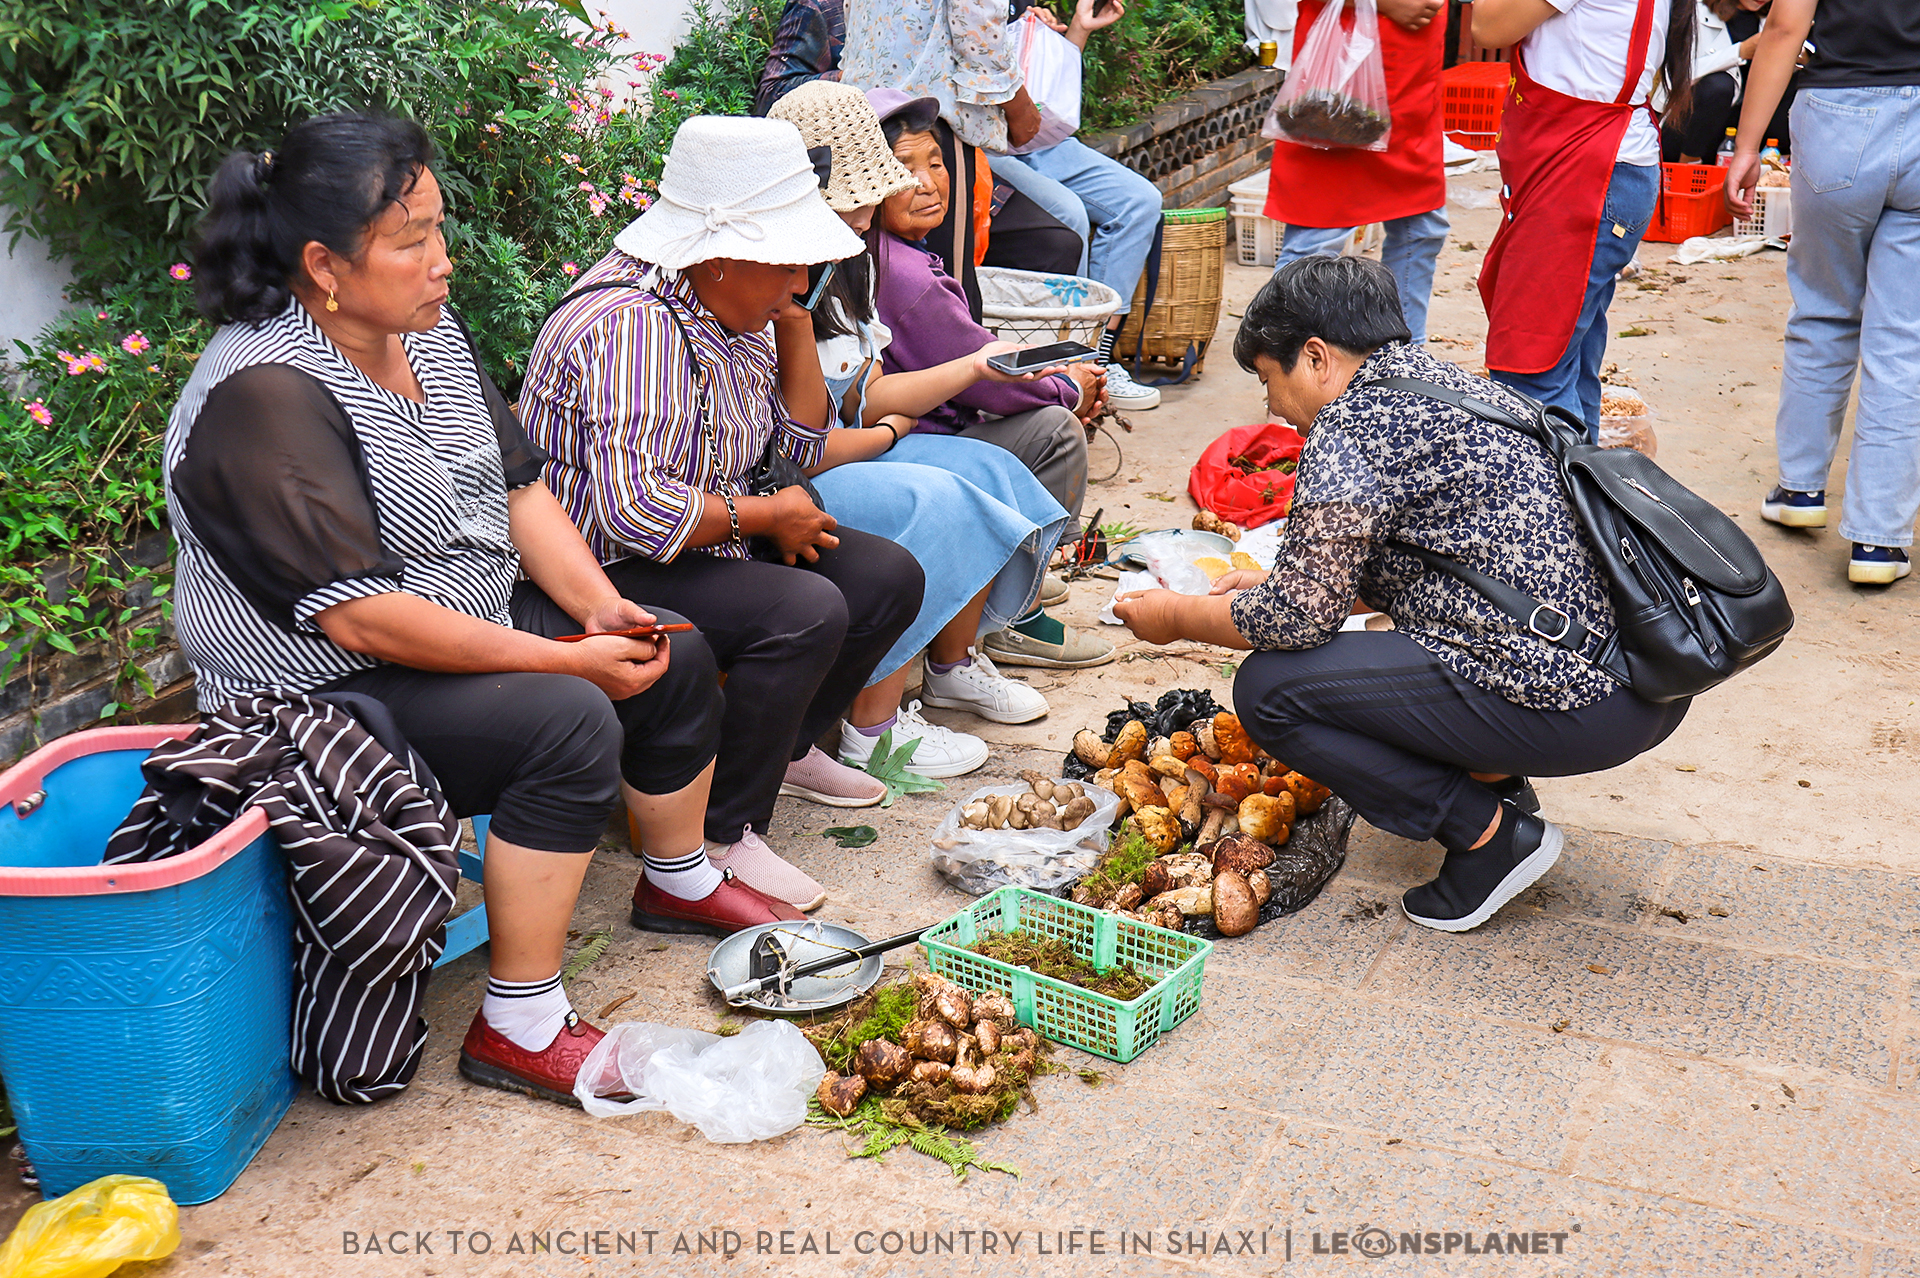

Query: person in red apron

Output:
[1473, 0, 1694, 434]
[1265, 0, 1450, 344]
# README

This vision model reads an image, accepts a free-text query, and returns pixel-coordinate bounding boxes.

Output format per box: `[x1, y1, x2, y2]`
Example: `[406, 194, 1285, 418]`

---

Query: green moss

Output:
[808, 983, 919, 1074]
[1075, 830, 1166, 902]
[966, 932, 1151, 1001]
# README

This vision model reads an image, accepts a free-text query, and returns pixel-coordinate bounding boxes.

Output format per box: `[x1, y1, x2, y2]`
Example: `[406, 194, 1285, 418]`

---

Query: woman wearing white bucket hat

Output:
[767, 81, 1110, 759]
[519, 115, 927, 920]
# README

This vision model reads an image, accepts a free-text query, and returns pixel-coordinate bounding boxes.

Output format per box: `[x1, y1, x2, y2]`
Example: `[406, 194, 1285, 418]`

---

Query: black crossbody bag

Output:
[540, 281, 824, 560]
[1367, 377, 1794, 703]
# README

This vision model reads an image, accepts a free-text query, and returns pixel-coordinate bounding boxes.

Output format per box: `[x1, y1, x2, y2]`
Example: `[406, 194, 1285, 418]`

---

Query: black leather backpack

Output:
[1368, 376, 1795, 703]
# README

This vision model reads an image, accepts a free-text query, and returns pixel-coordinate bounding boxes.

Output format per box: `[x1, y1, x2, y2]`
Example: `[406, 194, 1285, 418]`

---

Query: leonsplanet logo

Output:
[1309, 1224, 1577, 1259]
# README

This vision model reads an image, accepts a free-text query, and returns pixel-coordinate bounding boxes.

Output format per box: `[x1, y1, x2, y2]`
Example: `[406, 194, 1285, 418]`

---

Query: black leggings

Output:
[1233, 631, 1689, 850]
[595, 528, 924, 844]
[321, 595, 722, 855]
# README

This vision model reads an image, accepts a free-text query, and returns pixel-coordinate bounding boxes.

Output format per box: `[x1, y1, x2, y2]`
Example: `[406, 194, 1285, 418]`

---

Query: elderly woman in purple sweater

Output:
[865, 89, 1113, 671]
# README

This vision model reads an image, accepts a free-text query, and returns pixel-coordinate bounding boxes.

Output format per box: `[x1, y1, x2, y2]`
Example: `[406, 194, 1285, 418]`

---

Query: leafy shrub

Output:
[1064, 0, 1253, 137]
[0, 0, 771, 691]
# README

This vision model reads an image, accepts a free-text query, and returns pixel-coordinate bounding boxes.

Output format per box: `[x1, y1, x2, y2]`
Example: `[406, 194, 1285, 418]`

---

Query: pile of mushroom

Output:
[815, 973, 1042, 1118]
[954, 772, 1099, 833]
[1069, 711, 1333, 937]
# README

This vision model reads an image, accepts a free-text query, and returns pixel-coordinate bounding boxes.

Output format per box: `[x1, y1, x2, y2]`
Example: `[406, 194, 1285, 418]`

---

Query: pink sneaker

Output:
[778, 745, 886, 808]
[707, 831, 827, 912]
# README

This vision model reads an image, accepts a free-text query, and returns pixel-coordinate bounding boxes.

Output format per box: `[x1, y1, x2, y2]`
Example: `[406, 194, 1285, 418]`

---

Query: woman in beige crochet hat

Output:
[765, 80, 1098, 770]
[517, 115, 929, 924]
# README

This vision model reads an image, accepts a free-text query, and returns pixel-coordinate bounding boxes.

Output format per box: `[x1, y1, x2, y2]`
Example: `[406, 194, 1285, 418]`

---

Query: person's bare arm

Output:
[1112, 589, 1254, 650]
[1470, 0, 1561, 48]
[315, 593, 669, 700]
[857, 341, 1037, 424]
[1006, 85, 1043, 148]
[1725, 0, 1815, 217]
[773, 305, 832, 431]
[1375, 0, 1444, 32]
[507, 482, 651, 629]
[807, 417, 907, 474]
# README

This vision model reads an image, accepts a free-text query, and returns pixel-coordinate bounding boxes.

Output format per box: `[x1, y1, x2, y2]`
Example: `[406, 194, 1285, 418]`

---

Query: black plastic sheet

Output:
[1060, 688, 1228, 780]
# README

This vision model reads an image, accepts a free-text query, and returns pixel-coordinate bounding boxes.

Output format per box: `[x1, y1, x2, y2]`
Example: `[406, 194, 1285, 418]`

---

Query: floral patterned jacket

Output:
[1228, 343, 1620, 711]
[840, 0, 1020, 151]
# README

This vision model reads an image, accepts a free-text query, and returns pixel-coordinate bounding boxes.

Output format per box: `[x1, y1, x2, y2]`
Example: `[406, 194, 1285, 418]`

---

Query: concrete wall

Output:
[1, 226, 74, 356]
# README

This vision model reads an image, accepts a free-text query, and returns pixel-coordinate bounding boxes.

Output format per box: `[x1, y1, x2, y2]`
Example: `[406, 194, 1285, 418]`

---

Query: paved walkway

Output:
[5, 168, 1918, 1277]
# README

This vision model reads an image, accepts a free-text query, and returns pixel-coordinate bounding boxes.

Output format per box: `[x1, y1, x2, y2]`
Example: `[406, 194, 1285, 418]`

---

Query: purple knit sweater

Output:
[872, 232, 1079, 434]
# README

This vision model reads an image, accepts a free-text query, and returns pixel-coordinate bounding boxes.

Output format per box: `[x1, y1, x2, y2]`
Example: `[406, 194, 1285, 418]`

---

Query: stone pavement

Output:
[6, 166, 1919, 1277]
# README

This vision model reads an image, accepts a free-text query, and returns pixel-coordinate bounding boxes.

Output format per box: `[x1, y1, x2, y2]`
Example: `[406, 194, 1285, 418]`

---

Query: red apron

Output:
[1264, 1, 1446, 229]
[1478, 0, 1656, 374]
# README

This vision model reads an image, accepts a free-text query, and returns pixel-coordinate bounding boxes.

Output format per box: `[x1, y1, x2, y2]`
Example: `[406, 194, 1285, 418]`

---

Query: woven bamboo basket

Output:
[1115, 207, 1229, 379]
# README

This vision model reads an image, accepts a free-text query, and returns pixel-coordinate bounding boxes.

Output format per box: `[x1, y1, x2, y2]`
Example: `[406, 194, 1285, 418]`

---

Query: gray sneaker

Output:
[1102, 362, 1161, 411]
[981, 624, 1115, 669]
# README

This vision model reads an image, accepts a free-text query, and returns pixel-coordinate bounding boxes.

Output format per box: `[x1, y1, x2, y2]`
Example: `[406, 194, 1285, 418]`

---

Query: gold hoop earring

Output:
[325, 289, 339, 313]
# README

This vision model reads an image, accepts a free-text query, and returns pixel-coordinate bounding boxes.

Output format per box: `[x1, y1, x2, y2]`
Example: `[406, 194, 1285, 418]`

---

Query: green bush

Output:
[1062, 0, 1253, 137]
[0, 0, 771, 687]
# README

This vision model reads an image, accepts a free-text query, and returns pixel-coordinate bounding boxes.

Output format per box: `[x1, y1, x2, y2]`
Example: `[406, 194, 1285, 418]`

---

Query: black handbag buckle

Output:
[1528, 603, 1572, 642]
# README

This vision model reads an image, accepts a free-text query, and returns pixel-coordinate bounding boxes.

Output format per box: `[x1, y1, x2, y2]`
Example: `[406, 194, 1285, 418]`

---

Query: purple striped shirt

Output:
[518, 251, 826, 563]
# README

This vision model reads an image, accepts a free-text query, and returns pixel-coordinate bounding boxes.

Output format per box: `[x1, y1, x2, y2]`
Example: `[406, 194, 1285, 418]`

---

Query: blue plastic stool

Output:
[0, 727, 299, 1204]
[435, 815, 491, 967]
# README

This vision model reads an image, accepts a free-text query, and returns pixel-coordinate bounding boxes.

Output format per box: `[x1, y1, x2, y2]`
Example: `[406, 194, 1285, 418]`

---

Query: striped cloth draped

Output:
[105, 693, 461, 1104]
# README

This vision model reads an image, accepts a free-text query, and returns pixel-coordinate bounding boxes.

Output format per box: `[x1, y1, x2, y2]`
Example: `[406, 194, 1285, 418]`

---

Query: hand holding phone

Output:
[554, 621, 695, 644]
[985, 340, 1097, 377]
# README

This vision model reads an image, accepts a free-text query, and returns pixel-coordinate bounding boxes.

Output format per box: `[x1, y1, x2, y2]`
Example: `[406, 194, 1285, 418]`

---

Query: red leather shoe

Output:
[630, 867, 804, 935]
[458, 1010, 606, 1108]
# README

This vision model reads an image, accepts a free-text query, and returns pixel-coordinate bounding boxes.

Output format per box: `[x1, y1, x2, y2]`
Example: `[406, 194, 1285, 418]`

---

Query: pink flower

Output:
[561, 152, 580, 165]
[120, 331, 150, 355]
[81, 353, 107, 373]
[561, 261, 580, 277]
[96, 311, 109, 320]
[664, 89, 680, 101]
[24, 400, 51, 426]
[577, 180, 594, 191]
[57, 349, 88, 375]
[169, 263, 191, 281]
[147, 364, 160, 373]
[587, 192, 609, 217]
[485, 123, 501, 135]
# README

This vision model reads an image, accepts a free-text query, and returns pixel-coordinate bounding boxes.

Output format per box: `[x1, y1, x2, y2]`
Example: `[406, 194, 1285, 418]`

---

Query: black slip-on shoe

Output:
[1479, 775, 1541, 815]
[1403, 807, 1564, 933]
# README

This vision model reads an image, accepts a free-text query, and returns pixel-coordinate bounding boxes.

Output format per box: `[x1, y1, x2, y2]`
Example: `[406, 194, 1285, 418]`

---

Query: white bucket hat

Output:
[766, 81, 918, 213]
[612, 115, 864, 269]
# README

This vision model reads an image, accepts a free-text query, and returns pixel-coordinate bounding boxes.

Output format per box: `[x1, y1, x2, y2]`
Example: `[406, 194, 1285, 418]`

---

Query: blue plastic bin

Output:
[0, 726, 297, 1204]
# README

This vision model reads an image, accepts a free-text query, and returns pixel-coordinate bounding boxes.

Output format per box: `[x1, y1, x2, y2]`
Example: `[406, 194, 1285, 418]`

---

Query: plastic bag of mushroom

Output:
[927, 775, 1124, 895]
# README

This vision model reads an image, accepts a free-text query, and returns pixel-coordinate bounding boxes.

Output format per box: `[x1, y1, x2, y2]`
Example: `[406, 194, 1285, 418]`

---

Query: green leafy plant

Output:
[561, 925, 613, 983]
[850, 728, 945, 807]
[808, 1096, 1021, 1181]
[818, 825, 879, 848]
[1042, 0, 1253, 137]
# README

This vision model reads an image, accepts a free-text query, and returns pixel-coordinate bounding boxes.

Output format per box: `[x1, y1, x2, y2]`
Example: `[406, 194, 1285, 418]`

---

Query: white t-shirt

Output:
[1520, 0, 1673, 166]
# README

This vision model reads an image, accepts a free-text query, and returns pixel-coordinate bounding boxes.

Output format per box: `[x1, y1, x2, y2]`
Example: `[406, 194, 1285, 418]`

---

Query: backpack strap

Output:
[1365, 374, 1601, 660]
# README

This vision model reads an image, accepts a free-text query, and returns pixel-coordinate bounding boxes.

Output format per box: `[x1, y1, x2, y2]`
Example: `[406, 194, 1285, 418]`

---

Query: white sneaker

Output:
[838, 701, 989, 778]
[919, 648, 1049, 724]
[1102, 361, 1161, 411]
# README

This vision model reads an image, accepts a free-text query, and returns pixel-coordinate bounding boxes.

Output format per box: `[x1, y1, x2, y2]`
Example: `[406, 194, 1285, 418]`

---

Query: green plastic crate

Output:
[919, 886, 1212, 1063]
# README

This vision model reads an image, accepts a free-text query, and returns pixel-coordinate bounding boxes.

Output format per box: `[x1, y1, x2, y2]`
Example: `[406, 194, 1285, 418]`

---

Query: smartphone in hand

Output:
[554, 622, 695, 644]
[985, 340, 1097, 376]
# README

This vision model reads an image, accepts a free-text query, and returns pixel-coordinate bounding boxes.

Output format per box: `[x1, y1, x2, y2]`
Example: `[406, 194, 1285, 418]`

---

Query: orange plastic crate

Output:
[1644, 162, 1732, 243]
[1443, 61, 1510, 150]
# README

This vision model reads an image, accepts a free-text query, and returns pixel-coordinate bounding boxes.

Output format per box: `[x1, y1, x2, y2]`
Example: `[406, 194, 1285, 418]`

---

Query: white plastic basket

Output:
[1228, 173, 1384, 268]
[977, 266, 1123, 346]
[1229, 175, 1279, 267]
[1732, 184, 1792, 240]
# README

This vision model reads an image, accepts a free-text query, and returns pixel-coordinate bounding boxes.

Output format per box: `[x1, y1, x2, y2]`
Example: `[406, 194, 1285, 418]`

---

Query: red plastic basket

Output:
[1644, 162, 1732, 243]
[1443, 61, 1510, 150]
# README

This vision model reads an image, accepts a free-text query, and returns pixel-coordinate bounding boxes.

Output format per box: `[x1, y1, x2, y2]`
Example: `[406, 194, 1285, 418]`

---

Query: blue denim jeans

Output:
[1773, 86, 1920, 547]
[1275, 207, 1451, 346]
[1490, 160, 1659, 436]
[997, 138, 1163, 314]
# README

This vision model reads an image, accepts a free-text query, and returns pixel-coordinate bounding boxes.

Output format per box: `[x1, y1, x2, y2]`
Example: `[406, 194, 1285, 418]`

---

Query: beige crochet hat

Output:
[612, 115, 863, 269]
[766, 81, 918, 214]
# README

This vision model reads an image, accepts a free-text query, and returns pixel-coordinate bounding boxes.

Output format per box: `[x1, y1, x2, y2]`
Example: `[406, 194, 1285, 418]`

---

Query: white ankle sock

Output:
[644, 844, 722, 900]
[482, 970, 573, 1052]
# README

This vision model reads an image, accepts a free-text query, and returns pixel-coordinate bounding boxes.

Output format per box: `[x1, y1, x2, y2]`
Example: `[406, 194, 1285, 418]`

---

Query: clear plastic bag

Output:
[0, 1175, 180, 1278]
[571, 1019, 825, 1142]
[1260, 0, 1392, 152]
[1010, 9, 1082, 154]
[928, 780, 1121, 895]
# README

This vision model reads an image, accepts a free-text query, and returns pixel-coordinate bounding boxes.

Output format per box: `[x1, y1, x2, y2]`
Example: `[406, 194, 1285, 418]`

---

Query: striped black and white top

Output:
[165, 300, 545, 709]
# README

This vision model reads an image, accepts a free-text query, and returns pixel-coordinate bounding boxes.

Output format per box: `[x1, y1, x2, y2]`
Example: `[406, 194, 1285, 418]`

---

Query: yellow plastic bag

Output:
[0, 1175, 180, 1278]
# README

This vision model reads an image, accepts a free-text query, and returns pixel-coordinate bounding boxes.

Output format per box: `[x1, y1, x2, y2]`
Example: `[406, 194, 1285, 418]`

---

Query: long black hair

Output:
[193, 113, 436, 325]
[810, 100, 942, 343]
[1658, 0, 1697, 125]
